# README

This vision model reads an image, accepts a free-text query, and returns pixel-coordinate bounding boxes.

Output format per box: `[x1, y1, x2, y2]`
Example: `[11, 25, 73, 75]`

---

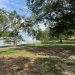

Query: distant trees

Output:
[36, 28, 50, 41]
[27, 0, 75, 42]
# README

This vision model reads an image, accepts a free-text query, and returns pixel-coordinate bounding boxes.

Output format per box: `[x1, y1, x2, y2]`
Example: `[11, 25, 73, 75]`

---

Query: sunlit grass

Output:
[0, 49, 32, 55]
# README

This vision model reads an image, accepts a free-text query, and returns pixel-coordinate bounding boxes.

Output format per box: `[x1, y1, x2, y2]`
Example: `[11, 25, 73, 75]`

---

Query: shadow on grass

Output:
[1, 43, 74, 58]
[18, 44, 75, 58]
[0, 56, 75, 75]
[0, 57, 65, 75]
[38, 44, 75, 50]
[35, 57, 65, 75]
[0, 56, 30, 75]
[41, 40, 75, 44]
[1, 56, 73, 75]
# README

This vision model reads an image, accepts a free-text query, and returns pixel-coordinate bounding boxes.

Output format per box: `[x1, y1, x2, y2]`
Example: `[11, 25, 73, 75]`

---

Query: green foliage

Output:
[36, 28, 50, 41]
[0, 9, 9, 32]
[0, 9, 35, 46]
[27, 0, 75, 39]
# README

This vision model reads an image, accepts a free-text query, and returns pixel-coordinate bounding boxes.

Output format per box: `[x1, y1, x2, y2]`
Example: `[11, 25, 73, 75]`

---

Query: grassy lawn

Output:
[0, 40, 75, 56]
[0, 49, 30, 55]
[29, 41, 75, 50]
[0, 48, 35, 58]
[0, 40, 75, 75]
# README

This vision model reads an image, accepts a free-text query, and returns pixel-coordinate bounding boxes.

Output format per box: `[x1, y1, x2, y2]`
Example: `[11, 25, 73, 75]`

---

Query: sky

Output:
[0, 0, 31, 16]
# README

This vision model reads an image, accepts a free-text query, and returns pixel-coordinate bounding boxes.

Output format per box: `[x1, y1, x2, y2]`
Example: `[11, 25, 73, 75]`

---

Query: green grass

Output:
[30, 43, 75, 50]
[66, 62, 75, 66]
[0, 39, 75, 55]
[0, 40, 75, 75]
[0, 49, 31, 55]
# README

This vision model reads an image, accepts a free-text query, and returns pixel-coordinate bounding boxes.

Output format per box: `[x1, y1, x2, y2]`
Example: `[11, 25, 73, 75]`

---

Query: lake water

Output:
[0, 40, 40, 47]
[0, 40, 14, 46]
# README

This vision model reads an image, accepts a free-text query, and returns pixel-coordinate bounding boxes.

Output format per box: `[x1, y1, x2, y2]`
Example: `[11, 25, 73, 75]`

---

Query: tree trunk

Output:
[59, 38, 62, 43]
[13, 37, 17, 46]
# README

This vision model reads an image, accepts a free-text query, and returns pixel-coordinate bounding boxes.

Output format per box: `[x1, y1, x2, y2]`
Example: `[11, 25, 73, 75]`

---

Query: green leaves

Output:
[27, 0, 75, 40]
[36, 28, 50, 41]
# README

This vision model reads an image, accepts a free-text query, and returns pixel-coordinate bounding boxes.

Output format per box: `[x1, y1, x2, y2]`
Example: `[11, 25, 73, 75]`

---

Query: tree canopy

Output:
[27, 0, 75, 38]
[0, 9, 35, 46]
[36, 28, 50, 41]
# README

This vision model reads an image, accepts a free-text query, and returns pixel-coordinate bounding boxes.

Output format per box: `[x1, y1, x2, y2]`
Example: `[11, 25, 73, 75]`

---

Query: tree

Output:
[7, 11, 23, 46]
[7, 11, 35, 46]
[27, 0, 75, 42]
[0, 9, 9, 38]
[36, 28, 50, 41]
[0, 8, 36, 46]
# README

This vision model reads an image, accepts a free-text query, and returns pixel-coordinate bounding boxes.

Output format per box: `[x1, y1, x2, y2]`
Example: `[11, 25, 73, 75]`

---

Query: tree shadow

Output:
[0, 57, 30, 75]
[42, 41, 75, 44]
[7, 44, 75, 59]
[0, 56, 75, 75]
[0, 57, 64, 75]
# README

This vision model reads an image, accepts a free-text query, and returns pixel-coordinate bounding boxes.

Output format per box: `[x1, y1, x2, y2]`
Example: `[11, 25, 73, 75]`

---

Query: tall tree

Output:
[0, 9, 35, 46]
[27, 0, 75, 42]
[8, 11, 23, 46]
[36, 28, 50, 41]
[8, 11, 35, 46]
